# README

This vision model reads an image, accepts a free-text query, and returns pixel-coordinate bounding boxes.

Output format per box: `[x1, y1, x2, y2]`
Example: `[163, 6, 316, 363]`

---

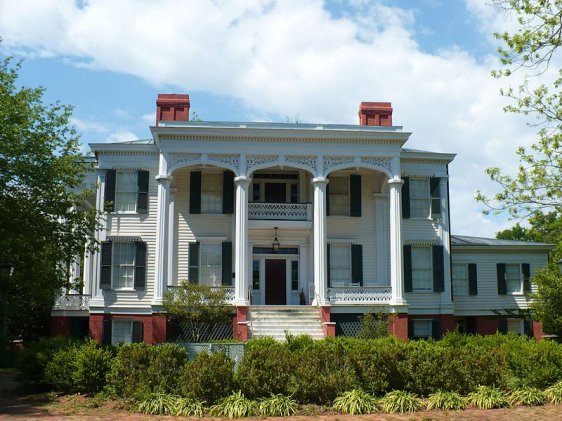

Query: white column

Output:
[439, 177, 454, 308]
[374, 193, 389, 285]
[233, 176, 251, 306]
[299, 244, 308, 300]
[83, 244, 92, 296]
[153, 174, 172, 305]
[388, 177, 406, 306]
[90, 170, 107, 303]
[312, 177, 329, 306]
[167, 188, 176, 287]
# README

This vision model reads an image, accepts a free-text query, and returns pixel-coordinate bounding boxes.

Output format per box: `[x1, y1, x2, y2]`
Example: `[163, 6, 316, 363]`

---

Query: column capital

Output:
[234, 175, 251, 187]
[387, 176, 404, 186]
[311, 176, 329, 186]
[156, 174, 173, 183]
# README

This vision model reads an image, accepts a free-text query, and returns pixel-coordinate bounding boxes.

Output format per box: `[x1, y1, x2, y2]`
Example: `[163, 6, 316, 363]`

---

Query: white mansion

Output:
[51, 94, 551, 343]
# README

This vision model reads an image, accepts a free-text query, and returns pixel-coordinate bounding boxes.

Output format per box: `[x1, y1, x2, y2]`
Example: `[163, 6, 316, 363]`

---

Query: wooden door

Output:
[265, 183, 286, 203]
[265, 259, 286, 305]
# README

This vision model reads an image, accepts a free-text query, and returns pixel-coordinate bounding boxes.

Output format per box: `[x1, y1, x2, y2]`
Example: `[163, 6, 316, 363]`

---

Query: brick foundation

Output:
[89, 314, 169, 344]
[533, 321, 544, 340]
[234, 307, 248, 341]
[51, 316, 70, 337]
[475, 316, 499, 335]
[320, 306, 336, 337]
[388, 313, 408, 339]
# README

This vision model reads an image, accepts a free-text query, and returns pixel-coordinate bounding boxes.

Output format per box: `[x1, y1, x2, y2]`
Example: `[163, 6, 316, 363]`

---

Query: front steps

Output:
[248, 306, 325, 341]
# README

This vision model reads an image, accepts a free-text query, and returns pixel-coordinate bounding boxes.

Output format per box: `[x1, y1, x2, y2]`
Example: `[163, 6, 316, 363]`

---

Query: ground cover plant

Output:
[379, 390, 422, 413]
[544, 381, 562, 404]
[508, 386, 546, 406]
[426, 390, 466, 410]
[257, 394, 298, 417]
[209, 391, 257, 418]
[467, 385, 509, 409]
[332, 389, 378, 415]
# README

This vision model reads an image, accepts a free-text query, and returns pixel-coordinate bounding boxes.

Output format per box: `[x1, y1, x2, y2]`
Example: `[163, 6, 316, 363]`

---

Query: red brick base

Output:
[388, 313, 408, 339]
[51, 316, 70, 337]
[233, 307, 248, 341]
[89, 314, 169, 344]
[320, 306, 336, 337]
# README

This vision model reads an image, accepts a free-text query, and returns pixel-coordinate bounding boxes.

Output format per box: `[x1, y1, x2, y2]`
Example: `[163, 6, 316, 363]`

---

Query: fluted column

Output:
[312, 177, 329, 306]
[388, 177, 406, 306]
[233, 176, 250, 306]
[153, 174, 172, 305]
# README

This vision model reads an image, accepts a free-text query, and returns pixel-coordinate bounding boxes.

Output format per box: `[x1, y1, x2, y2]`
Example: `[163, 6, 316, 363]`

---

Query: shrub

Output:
[357, 312, 389, 339]
[209, 391, 257, 418]
[179, 351, 234, 404]
[72, 339, 113, 394]
[18, 337, 74, 386]
[136, 393, 178, 415]
[44, 345, 79, 392]
[108, 343, 187, 398]
[466, 386, 509, 409]
[288, 339, 358, 404]
[258, 394, 298, 417]
[284, 333, 315, 351]
[379, 390, 422, 413]
[238, 338, 293, 398]
[508, 386, 546, 406]
[175, 397, 205, 417]
[332, 389, 379, 415]
[426, 390, 466, 410]
[544, 381, 562, 404]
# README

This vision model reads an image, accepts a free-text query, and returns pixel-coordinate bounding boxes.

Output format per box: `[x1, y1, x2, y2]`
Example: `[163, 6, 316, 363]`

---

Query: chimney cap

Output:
[156, 93, 190, 105]
[359, 102, 392, 112]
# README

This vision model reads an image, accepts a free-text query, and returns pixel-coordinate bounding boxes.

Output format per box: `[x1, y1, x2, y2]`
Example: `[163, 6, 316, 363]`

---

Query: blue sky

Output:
[0, 0, 539, 237]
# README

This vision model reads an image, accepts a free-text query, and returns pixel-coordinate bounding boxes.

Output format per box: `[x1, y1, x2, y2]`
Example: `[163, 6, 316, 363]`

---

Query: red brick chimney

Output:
[156, 94, 190, 126]
[358, 102, 393, 126]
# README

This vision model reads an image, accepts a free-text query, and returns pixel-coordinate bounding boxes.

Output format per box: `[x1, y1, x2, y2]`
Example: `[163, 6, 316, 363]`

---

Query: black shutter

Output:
[104, 169, 116, 212]
[431, 319, 441, 340]
[524, 320, 534, 337]
[327, 243, 331, 287]
[134, 241, 147, 289]
[350, 175, 362, 217]
[497, 263, 507, 295]
[351, 244, 363, 286]
[190, 171, 201, 214]
[402, 177, 410, 219]
[100, 241, 112, 289]
[408, 319, 414, 339]
[404, 245, 412, 292]
[222, 241, 233, 286]
[430, 177, 441, 218]
[222, 171, 234, 214]
[522, 263, 531, 293]
[188, 242, 200, 284]
[326, 180, 330, 216]
[132, 321, 144, 343]
[432, 245, 444, 292]
[498, 318, 508, 334]
[137, 170, 149, 213]
[468, 263, 478, 295]
[102, 319, 112, 345]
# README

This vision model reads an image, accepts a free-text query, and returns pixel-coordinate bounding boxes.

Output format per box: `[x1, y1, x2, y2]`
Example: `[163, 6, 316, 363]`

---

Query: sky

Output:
[0, 0, 546, 238]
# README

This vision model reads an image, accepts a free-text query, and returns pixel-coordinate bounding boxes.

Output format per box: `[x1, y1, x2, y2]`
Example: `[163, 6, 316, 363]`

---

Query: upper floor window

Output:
[201, 173, 223, 214]
[402, 177, 441, 220]
[505, 263, 523, 294]
[328, 176, 349, 216]
[452, 263, 468, 296]
[329, 245, 351, 286]
[410, 179, 430, 218]
[100, 240, 147, 291]
[112, 242, 136, 289]
[497, 263, 531, 295]
[412, 246, 432, 292]
[104, 169, 149, 213]
[115, 171, 138, 212]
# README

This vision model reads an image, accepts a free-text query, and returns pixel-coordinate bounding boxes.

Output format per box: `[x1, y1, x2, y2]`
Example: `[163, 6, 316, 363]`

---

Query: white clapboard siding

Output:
[402, 219, 440, 242]
[452, 250, 548, 315]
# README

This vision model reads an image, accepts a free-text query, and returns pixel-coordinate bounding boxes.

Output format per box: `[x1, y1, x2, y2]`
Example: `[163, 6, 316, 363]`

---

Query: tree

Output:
[163, 283, 232, 342]
[0, 54, 98, 343]
[476, 0, 562, 218]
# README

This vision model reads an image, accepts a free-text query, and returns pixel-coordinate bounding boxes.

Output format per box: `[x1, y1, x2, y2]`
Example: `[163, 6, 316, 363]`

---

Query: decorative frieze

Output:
[172, 153, 201, 167]
[361, 157, 392, 175]
[246, 155, 278, 173]
[208, 153, 240, 171]
[323, 156, 355, 174]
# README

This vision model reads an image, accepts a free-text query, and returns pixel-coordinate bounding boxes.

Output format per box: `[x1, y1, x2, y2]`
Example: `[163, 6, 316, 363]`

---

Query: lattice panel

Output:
[173, 322, 234, 342]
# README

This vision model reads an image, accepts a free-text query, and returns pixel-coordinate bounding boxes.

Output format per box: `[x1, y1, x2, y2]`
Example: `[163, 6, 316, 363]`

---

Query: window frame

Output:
[412, 319, 433, 339]
[111, 320, 133, 345]
[505, 263, 524, 295]
[506, 318, 524, 335]
[199, 242, 223, 287]
[411, 246, 433, 292]
[111, 242, 136, 290]
[201, 172, 224, 214]
[114, 170, 138, 213]
[328, 176, 350, 216]
[452, 263, 469, 296]
[329, 244, 352, 286]
[409, 178, 431, 219]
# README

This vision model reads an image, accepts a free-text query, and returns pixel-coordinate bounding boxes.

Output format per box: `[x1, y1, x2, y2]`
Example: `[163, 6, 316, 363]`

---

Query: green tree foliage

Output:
[477, 1, 562, 218]
[0, 55, 98, 341]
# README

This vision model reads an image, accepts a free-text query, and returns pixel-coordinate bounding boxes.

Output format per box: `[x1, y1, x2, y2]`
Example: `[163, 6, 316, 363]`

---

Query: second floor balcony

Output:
[248, 202, 312, 221]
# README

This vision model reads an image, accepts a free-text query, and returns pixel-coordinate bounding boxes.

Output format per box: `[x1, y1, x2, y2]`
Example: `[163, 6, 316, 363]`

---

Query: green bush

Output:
[332, 389, 379, 415]
[466, 385, 509, 409]
[179, 351, 234, 404]
[379, 390, 422, 413]
[136, 392, 178, 415]
[544, 381, 562, 404]
[109, 343, 187, 398]
[175, 397, 205, 417]
[238, 338, 293, 398]
[508, 386, 545, 406]
[18, 336, 75, 386]
[284, 333, 315, 351]
[426, 390, 466, 410]
[44, 345, 79, 392]
[288, 339, 357, 404]
[258, 394, 298, 417]
[209, 391, 257, 418]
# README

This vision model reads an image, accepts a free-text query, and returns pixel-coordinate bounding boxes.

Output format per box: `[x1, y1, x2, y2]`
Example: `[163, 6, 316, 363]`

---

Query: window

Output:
[252, 260, 260, 290]
[410, 179, 430, 218]
[505, 264, 523, 294]
[200, 243, 222, 286]
[115, 171, 138, 212]
[112, 320, 133, 345]
[330, 245, 351, 286]
[452, 263, 468, 296]
[112, 242, 136, 289]
[291, 261, 299, 291]
[412, 246, 432, 291]
[329, 177, 349, 216]
[507, 318, 524, 335]
[413, 320, 432, 339]
[202, 173, 223, 213]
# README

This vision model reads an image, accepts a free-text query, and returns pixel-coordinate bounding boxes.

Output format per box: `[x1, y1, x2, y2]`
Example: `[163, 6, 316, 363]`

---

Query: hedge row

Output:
[18, 333, 562, 404]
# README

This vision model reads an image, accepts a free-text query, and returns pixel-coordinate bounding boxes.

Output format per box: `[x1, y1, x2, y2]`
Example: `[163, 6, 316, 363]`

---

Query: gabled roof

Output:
[451, 234, 554, 250]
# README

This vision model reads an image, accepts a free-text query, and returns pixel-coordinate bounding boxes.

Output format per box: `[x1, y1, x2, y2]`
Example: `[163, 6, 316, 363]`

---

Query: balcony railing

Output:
[248, 202, 312, 221]
[53, 293, 91, 310]
[167, 286, 236, 304]
[327, 286, 392, 304]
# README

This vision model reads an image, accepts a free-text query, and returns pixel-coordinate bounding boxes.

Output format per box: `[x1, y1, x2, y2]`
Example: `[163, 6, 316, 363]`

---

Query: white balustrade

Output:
[248, 202, 312, 221]
[327, 286, 392, 304]
[53, 294, 91, 310]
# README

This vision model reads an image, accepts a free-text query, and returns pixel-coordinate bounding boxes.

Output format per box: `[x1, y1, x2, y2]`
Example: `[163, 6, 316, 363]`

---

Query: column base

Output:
[233, 299, 250, 307]
[312, 298, 330, 307]
[389, 297, 407, 306]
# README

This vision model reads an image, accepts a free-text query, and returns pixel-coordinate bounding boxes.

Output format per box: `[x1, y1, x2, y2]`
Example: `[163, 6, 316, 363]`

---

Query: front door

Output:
[265, 259, 286, 305]
[265, 183, 286, 203]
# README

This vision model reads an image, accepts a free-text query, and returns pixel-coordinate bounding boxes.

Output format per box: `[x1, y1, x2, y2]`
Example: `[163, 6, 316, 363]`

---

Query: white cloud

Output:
[106, 129, 139, 143]
[0, 0, 543, 237]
